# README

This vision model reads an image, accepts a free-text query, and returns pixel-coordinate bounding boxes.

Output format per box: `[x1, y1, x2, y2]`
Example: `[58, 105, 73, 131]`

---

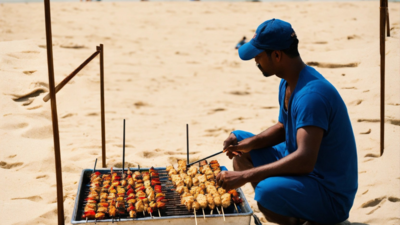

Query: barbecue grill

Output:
[71, 166, 253, 225]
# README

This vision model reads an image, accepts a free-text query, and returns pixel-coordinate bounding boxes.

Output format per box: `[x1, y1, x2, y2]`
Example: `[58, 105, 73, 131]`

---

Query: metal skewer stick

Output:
[221, 207, 225, 221]
[122, 119, 126, 177]
[202, 208, 205, 220]
[186, 124, 189, 165]
[187, 151, 223, 167]
[93, 158, 97, 172]
[194, 209, 198, 225]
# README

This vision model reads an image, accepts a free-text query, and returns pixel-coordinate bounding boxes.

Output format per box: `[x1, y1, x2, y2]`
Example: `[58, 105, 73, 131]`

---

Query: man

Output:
[216, 19, 358, 225]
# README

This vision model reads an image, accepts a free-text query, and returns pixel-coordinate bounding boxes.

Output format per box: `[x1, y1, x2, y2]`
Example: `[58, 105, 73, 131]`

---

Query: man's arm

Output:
[224, 122, 286, 156]
[217, 126, 324, 190]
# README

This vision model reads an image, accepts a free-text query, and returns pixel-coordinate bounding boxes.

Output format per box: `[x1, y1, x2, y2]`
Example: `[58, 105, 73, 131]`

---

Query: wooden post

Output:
[43, 0, 65, 224]
[98, 44, 106, 167]
[379, 0, 387, 156]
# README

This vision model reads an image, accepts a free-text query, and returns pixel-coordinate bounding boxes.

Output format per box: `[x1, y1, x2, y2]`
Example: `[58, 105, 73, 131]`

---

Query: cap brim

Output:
[238, 42, 264, 61]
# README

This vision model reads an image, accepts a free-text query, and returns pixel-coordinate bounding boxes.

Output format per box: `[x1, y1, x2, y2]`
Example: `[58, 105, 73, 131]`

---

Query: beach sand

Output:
[0, 1, 399, 224]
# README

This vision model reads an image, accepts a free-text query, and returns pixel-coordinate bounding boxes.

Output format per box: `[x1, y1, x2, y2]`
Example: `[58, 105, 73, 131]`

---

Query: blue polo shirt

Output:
[278, 65, 358, 210]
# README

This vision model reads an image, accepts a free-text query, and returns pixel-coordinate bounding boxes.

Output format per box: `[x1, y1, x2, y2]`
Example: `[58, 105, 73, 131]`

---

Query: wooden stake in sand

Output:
[379, 0, 390, 156]
[43, 1, 65, 224]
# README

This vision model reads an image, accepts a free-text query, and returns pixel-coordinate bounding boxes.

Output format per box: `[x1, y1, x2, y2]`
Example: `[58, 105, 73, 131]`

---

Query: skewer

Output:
[86, 217, 88, 223]
[234, 202, 239, 213]
[158, 209, 161, 217]
[93, 158, 97, 172]
[150, 212, 153, 218]
[221, 207, 225, 221]
[122, 119, 126, 176]
[194, 209, 198, 225]
[186, 151, 223, 167]
[202, 208, 205, 220]
[216, 206, 220, 214]
[186, 124, 189, 165]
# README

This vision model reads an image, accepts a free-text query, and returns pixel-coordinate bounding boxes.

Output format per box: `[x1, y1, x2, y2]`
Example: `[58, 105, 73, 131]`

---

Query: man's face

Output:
[254, 51, 275, 77]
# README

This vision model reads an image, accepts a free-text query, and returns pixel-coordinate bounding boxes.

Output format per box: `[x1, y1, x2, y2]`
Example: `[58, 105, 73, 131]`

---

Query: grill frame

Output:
[71, 167, 253, 224]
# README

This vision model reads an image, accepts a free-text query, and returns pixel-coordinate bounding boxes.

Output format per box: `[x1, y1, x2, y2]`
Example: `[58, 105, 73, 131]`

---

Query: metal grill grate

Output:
[71, 167, 253, 224]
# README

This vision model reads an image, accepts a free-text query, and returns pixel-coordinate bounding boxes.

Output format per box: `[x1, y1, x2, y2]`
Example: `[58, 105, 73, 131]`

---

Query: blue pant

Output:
[232, 130, 347, 224]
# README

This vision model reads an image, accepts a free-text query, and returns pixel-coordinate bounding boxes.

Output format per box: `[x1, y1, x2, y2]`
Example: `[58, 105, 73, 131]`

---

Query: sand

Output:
[0, 1, 399, 224]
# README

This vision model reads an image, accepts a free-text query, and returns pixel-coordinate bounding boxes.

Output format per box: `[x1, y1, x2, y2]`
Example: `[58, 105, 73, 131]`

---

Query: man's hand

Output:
[223, 135, 254, 159]
[223, 133, 239, 159]
[216, 171, 248, 190]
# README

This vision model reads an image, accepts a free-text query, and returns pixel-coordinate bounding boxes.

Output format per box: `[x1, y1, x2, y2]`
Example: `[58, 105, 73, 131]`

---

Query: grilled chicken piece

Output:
[147, 191, 155, 202]
[128, 177, 135, 186]
[192, 201, 200, 211]
[182, 196, 194, 211]
[175, 180, 184, 187]
[117, 187, 125, 193]
[176, 185, 189, 194]
[206, 193, 215, 210]
[213, 194, 222, 207]
[180, 172, 188, 179]
[166, 165, 174, 172]
[177, 159, 187, 173]
[127, 198, 136, 204]
[144, 180, 151, 187]
[129, 210, 137, 218]
[198, 174, 207, 183]
[213, 169, 221, 177]
[109, 205, 116, 217]
[95, 212, 106, 219]
[192, 177, 199, 186]
[90, 187, 102, 193]
[196, 194, 208, 208]
[199, 160, 208, 167]
[199, 183, 206, 190]
[206, 185, 217, 194]
[121, 180, 127, 187]
[97, 207, 108, 213]
[135, 200, 144, 212]
[168, 168, 177, 176]
[221, 193, 231, 208]
[218, 187, 226, 195]
[200, 165, 210, 174]
[184, 176, 193, 188]
[136, 190, 146, 198]
[143, 174, 150, 181]
[187, 165, 198, 177]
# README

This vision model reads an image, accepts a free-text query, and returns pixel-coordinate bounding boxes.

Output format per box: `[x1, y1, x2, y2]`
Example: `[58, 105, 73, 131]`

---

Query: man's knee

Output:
[232, 152, 253, 171]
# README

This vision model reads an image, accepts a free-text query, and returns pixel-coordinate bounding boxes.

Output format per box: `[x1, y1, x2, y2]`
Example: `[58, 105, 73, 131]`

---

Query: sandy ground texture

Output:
[0, 1, 399, 225]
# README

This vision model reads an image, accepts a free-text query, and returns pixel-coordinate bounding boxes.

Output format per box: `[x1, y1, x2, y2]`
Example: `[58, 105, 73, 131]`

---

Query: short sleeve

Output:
[294, 93, 330, 131]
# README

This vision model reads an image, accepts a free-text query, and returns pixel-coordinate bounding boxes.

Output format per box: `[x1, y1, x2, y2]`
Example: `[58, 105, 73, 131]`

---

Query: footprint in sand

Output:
[360, 129, 371, 134]
[349, 99, 362, 106]
[0, 161, 23, 169]
[229, 91, 250, 96]
[36, 175, 48, 179]
[361, 196, 386, 215]
[8, 87, 47, 106]
[23, 70, 37, 75]
[11, 195, 43, 202]
[306, 61, 358, 68]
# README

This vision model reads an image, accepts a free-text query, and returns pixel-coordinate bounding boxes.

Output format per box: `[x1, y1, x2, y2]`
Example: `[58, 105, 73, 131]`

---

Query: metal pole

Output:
[98, 44, 106, 168]
[186, 124, 189, 164]
[379, 0, 386, 156]
[386, 0, 390, 37]
[44, 0, 65, 224]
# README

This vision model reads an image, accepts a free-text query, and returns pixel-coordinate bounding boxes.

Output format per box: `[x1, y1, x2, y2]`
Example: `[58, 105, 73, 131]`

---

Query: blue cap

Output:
[238, 19, 295, 61]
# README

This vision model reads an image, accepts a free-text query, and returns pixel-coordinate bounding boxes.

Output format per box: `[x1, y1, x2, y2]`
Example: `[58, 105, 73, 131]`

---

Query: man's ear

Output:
[273, 51, 282, 63]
